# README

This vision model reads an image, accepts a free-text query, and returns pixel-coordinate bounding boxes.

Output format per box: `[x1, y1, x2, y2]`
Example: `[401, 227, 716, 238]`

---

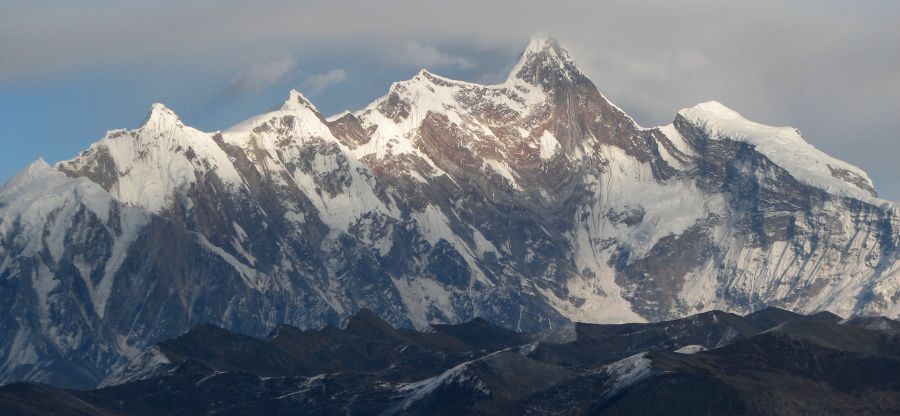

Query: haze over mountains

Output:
[0, 36, 898, 390]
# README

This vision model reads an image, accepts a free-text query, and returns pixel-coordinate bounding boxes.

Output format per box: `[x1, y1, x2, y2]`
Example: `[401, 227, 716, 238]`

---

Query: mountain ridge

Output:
[1, 35, 898, 389]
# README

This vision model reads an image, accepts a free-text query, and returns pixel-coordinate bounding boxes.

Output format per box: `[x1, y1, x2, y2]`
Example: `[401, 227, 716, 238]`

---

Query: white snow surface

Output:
[222, 90, 397, 231]
[538, 130, 560, 160]
[98, 346, 173, 387]
[224, 90, 331, 139]
[598, 352, 654, 397]
[2, 35, 899, 390]
[674, 344, 708, 354]
[59, 104, 244, 213]
[393, 349, 508, 412]
[678, 101, 880, 202]
[0, 159, 150, 319]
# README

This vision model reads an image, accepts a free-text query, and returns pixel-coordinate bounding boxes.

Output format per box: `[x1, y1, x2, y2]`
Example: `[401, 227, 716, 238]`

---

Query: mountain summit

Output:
[1, 36, 897, 389]
[141, 103, 184, 131]
[508, 35, 583, 85]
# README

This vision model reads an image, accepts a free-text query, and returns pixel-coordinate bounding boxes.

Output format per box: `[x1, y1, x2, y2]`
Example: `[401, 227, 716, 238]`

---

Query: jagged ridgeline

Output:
[0, 36, 898, 389]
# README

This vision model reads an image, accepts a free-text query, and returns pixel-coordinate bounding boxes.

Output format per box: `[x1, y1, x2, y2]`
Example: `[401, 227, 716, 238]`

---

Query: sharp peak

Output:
[412, 68, 446, 82]
[374, 35, 579, 94]
[523, 34, 566, 55]
[280, 89, 319, 113]
[140, 103, 184, 130]
[508, 34, 581, 85]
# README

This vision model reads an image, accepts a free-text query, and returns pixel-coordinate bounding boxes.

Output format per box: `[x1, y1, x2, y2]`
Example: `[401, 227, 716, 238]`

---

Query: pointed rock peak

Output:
[412, 68, 446, 83]
[411, 69, 438, 84]
[141, 103, 184, 130]
[508, 34, 581, 85]
[341, 309, 400, 339]
[523, 34, 569, 58]
[280, 89, 319, 113]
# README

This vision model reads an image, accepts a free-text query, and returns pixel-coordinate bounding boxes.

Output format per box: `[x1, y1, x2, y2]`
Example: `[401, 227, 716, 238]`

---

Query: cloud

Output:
[300, 69, 347, 95]
[0, 0, 898, 199]
[228, 56, 296, 94]
[390, 41, 475, 70]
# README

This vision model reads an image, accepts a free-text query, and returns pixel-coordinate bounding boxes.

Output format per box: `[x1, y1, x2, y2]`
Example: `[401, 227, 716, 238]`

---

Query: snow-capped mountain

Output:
[1, 36, 897, 388]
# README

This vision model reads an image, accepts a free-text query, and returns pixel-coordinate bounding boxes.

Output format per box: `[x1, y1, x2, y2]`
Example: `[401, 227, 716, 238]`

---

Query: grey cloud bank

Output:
[1, 0, 898, 200]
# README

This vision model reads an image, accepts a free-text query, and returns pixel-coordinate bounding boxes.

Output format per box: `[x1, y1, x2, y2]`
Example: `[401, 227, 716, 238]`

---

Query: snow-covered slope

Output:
[1, 35, 898, 389]
[678, 101, 880, 201]
[58, 104, 244, 213]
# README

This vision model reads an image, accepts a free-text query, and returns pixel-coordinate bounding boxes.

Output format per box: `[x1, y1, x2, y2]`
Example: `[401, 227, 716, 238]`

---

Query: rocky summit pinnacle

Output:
[0, 35, 897, 390]
[509, 35, 583, 86]
[140, 103, 184, 131]
[280, 89, 319, 113]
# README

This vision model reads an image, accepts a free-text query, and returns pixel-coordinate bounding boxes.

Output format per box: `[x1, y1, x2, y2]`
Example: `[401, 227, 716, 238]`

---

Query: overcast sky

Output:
[1, 0, 898, 200]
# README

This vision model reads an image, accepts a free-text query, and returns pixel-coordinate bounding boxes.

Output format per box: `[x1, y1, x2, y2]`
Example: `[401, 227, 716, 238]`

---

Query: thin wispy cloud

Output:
[228, 56, 296, 94]
[391, 42, 475, 70]
[301, 69, 347, 95]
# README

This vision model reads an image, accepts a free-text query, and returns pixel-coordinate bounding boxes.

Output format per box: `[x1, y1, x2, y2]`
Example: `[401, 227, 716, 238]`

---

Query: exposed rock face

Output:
[1, 36, 898, 388]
